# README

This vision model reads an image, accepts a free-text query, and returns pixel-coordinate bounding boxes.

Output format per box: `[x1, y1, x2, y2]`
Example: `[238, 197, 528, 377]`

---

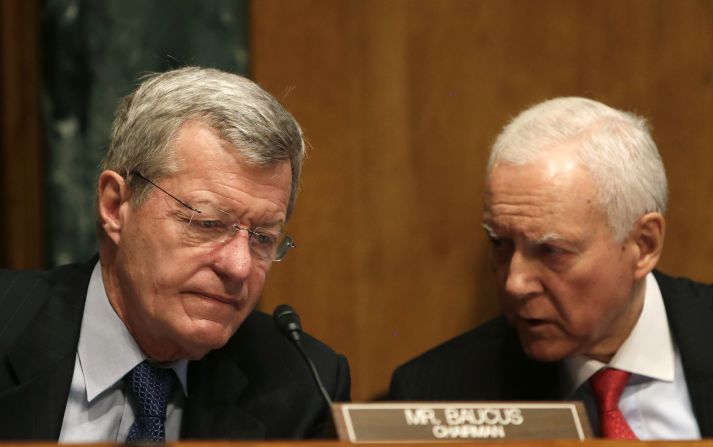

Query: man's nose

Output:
[213, 230, 252, 280]
[503, 250, 543, 299]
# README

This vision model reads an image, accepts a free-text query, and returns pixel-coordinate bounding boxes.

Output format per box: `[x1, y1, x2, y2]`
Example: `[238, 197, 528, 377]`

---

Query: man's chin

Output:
[176, 322, 239, 360]
[519, 336, 575, 363]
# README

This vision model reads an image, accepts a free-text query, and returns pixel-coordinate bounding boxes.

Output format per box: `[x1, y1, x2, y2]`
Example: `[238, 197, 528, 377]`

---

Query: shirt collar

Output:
[565, 272, 675, 392]
[78, 261, 189, 402]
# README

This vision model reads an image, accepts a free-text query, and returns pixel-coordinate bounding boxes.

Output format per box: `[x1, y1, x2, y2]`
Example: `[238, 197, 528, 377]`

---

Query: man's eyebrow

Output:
[481, 224, 565, 245]
[533, 232, 564, 245]
[203, 202, 286, 228]
[259, 218, 285, 229]
[481, 223, 498, 238]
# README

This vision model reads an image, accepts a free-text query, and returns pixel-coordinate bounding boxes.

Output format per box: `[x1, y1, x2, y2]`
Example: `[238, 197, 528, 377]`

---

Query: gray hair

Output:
[487, 97, 667, 241]
[100, 66, 305, 218]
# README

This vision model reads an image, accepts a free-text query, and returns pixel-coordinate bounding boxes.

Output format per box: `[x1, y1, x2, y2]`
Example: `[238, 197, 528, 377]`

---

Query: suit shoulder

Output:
[654, 270, 713, 376]
[0, 260, 95, 295]
[0, 269, 51, 349]
[0, 262, 92, 356]
[237, 310, 340, 358]
[0, 267, 46, 289]
[397, 316, 511, 369]
[389, 317, 520, 400]
[654, 270, 713, 301]
[223, 309, 350, 398]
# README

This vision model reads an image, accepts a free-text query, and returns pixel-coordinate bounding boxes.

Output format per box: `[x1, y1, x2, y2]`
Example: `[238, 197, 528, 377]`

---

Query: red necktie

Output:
[589, 368, 637, 439]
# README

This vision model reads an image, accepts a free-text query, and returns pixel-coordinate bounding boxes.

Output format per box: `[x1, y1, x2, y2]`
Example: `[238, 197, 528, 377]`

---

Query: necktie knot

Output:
[589, 367, 637, 439]
[590, 367, 631, 411]
[123, 360, 177, 442]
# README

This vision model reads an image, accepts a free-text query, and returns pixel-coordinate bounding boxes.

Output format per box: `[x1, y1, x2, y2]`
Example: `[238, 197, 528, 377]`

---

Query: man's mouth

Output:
[185, 291, 245, 309]
[518, 316, 556, 330]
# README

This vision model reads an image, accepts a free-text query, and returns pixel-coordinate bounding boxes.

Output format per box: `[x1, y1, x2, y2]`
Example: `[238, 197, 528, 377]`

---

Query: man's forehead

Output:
[482, 164, 606, 244]
[486, 152, 600, 208]
[488, 150, 587, 186]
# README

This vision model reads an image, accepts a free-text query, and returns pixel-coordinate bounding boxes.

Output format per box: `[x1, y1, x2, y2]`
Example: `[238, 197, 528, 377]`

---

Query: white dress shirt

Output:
[59, 261, 189, 443]
[565, 273, 700, 439]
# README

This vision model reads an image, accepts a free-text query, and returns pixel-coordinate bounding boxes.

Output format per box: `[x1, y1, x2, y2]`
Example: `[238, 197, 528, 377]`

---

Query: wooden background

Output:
[251, 0, 713, 401]
[2, 0, 712, 401]
[0, 0, 43, 269]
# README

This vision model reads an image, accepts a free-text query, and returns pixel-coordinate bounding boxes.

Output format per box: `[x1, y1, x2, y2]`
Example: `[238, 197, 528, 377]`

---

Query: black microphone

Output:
[273, 304, 333, 407]
[273, 303, 303, 342]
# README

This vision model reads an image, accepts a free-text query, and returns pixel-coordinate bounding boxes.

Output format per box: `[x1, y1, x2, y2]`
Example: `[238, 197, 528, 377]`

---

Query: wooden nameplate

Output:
[332, 402, 592, 442]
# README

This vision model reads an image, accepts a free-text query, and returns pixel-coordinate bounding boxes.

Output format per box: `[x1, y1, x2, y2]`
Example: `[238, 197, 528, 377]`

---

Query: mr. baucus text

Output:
[404, 408, 524, 439]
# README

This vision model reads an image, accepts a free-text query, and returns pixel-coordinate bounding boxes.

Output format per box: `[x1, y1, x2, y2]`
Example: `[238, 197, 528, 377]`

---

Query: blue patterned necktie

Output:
[123, 360, 177, 443]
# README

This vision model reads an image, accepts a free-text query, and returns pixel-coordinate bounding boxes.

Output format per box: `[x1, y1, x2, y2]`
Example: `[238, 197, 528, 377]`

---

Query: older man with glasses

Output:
[0, 67, 350, 442]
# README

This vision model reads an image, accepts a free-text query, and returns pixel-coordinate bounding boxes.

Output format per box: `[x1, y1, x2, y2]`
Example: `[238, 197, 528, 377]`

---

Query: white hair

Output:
[487, 97, 667, 241]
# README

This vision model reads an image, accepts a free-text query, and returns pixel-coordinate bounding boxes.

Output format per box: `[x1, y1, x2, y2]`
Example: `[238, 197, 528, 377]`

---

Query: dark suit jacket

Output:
[0, 260, 350, 441]
[388, 271, 713, 437]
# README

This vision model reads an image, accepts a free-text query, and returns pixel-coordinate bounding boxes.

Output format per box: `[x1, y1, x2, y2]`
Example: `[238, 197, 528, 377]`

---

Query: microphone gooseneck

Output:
[273, 304, 333, 407]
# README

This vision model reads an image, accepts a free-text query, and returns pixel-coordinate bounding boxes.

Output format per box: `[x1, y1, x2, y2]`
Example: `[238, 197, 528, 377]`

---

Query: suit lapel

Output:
[0, 261, 91, 440]
[656, 271, 713, 437]
[182, 347, 265, 439]
[0, 355, 76, 439]
[0, 271, 46, 356]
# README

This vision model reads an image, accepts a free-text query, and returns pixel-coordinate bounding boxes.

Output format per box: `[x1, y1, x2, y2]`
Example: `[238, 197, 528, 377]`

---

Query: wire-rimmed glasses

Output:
[130, 171, 295, 261]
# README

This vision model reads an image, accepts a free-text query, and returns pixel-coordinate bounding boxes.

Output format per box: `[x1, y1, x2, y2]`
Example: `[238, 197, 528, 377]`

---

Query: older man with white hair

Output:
[389, 97, 713, 440]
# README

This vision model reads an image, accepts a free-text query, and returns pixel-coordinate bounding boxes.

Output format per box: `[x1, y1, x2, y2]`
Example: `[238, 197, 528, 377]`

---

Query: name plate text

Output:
[332, 402, 592, 442]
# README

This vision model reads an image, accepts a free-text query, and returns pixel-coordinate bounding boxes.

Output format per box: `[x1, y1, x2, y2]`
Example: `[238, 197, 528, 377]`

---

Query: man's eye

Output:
[191, 219, 227, 231]
[540, 244, 564, 256]
[252, 231, 277, 247]
[488, 237, 514, 259]
[489, 237, 509, 249]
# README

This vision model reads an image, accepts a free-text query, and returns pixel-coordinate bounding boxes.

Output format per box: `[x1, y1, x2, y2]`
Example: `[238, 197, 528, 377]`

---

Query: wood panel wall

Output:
[251, 0, 713, 401]
[0, 0, 43, 269]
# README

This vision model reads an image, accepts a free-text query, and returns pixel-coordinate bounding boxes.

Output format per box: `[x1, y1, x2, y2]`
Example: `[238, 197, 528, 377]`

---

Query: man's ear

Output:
[98, 170, 128, 244]
[631, 212, 665, 280]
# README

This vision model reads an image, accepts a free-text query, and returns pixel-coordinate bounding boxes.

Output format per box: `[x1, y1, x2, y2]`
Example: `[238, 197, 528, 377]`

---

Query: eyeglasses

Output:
[130, 171, 295, 261]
